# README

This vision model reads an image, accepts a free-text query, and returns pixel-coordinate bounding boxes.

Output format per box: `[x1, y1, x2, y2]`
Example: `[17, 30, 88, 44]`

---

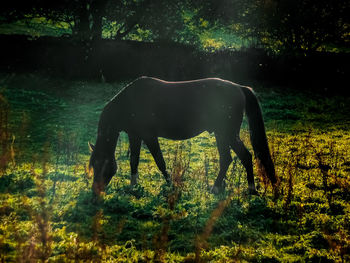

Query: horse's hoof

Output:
[211, 185, 223, 195]
[130, 173, 138, 186]
[248, 189, 259, 196]
[165, 177, 172, 186]
[273, 188, 280, 200]
[211, 186, 219, 195]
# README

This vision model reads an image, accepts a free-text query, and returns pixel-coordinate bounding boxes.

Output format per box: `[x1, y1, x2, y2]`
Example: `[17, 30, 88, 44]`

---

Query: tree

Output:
[191, 0, 350, 53]
[1, 0, 348, 53]
[266, 0, 350, 53]
[0, 0, 195, 42]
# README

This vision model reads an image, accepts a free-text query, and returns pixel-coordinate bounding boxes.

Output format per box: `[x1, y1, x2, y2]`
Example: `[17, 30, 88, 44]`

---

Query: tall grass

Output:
[0, 77, 350, 262]
[0, 94, 14, 175]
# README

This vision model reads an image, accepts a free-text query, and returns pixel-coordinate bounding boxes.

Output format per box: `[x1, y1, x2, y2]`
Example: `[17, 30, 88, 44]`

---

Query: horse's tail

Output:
[240, 86, 277, 187]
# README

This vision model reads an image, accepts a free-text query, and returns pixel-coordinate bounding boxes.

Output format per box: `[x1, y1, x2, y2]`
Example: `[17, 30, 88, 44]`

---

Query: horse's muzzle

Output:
[92, 181, 105, 196]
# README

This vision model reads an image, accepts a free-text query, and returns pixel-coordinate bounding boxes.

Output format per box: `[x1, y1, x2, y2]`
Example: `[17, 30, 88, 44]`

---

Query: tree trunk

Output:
[71, 0, 107, 79]
[73, 0, 107, 42]
[90, 0, 108, 42]
[73, 0, 91, 41]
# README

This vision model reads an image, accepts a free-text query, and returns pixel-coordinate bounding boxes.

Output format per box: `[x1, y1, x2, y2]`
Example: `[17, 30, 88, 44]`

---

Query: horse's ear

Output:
[88, 142, 95, 152]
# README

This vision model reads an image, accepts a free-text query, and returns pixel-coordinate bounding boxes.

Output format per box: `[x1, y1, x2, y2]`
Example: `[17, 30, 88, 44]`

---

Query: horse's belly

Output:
[157, 126, 204, 140]
[125, 105, 218, 139]
[123, 113, 206, 140]
[155, 111, 211, 139]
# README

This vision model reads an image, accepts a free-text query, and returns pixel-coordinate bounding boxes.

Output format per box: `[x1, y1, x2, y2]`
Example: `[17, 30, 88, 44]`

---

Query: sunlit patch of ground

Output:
[0, 73, 349, 262]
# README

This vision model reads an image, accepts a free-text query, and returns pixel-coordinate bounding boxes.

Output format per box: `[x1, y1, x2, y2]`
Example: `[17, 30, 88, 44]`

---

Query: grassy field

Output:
[0, 73, 349, 262]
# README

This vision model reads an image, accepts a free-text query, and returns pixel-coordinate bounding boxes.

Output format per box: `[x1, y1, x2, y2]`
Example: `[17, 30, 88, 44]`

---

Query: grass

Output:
[0, 73, 350, 262]
[0, 18, 71, 38]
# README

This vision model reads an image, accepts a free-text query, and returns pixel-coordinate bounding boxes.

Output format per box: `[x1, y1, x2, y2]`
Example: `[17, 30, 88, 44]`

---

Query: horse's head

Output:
[88, 142, 117, 195]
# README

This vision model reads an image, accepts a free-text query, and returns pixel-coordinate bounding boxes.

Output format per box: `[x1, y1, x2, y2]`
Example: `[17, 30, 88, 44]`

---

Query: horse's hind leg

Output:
[143, 136, 171, 184]
[230, 135, 257, 195]
[129, 135, 141, 185]
[212, 133, 233, 194]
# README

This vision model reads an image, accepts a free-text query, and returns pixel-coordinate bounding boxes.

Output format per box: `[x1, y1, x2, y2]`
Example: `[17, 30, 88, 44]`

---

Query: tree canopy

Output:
[1, 0, 349, 53]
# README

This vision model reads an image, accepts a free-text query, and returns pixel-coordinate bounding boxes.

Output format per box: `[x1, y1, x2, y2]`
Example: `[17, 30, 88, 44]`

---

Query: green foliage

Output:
[2, 0, 348, 53]
[0, 74, 350, 261]
[0, 18, 71, 37]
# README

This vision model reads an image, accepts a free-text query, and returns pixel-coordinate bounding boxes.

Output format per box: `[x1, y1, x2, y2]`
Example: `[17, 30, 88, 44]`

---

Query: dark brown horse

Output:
[89, 77, 277, 195]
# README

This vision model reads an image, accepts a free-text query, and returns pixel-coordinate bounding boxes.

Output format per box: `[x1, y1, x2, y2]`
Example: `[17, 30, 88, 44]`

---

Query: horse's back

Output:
[121, 76, 245, 104]
[108, 77, 246, 139]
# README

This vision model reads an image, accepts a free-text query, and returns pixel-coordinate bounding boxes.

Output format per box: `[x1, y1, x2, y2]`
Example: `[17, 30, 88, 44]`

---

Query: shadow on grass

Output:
[61, 183, 166, 246]
[0, 171, 35, 195]
[61, 179, 289, 254]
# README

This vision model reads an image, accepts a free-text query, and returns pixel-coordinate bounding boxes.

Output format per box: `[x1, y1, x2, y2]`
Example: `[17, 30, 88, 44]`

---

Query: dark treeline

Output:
[0, 34, 348, 93]
[2, 0, 348, 52]
[0, 0, 349, 92]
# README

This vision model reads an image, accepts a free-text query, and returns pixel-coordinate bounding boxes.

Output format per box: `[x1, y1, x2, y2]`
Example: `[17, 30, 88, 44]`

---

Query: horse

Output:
[88, 76, 277, 195]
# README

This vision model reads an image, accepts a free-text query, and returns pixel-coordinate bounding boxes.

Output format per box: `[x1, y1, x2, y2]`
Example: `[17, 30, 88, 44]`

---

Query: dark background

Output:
[0, 0, 349, 93]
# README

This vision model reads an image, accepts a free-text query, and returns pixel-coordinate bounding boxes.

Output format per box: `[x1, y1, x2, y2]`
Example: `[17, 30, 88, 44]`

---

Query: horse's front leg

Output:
[129, 135, 141, 186]
[143, 136, 171, 184]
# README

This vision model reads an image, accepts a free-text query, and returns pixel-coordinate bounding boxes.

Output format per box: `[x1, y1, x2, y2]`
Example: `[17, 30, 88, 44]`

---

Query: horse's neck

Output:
[95, 116, 120, 157]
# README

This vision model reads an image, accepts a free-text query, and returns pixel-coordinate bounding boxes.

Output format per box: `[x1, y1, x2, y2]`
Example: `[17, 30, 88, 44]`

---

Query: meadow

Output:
[0, 73, 349, 262]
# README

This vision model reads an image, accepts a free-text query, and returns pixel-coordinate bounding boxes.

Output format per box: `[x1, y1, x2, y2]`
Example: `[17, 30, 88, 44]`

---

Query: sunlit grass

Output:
[0, 18, 71, 37]
[0, 74, 350, 262]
